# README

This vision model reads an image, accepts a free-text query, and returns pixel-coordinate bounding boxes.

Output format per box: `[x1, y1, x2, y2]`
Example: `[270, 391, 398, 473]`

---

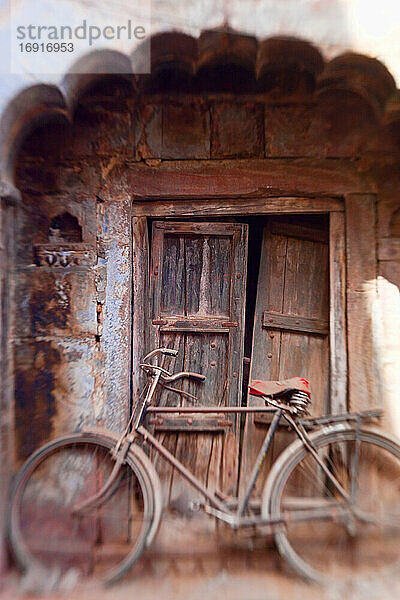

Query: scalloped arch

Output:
[1, 29, 399, 197]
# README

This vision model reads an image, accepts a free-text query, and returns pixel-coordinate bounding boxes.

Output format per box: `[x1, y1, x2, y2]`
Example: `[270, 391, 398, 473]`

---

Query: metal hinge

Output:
[152, 319, 168, 326]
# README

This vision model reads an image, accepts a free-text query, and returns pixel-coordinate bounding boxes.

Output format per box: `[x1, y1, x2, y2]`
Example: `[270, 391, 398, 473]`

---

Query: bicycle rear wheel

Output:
[10, 432, 156, 585]
[263, 425, 400, 587]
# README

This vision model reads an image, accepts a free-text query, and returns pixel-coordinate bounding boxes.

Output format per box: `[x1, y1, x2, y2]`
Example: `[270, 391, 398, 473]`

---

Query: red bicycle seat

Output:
[249, 377, 310, 398]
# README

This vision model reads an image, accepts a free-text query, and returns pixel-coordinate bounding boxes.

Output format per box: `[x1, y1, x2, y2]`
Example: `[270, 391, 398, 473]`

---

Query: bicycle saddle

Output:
[249, 377, 310, 399]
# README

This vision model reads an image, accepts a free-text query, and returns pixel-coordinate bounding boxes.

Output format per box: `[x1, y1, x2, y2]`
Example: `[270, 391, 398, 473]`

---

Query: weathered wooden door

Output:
[240, 219, 330, 496]
[149, 221, 248, 507]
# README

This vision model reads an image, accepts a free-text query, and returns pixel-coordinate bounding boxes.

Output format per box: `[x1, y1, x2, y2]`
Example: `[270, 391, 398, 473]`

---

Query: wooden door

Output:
[240, 219, 330, 497]
[149, 221, 248, 507]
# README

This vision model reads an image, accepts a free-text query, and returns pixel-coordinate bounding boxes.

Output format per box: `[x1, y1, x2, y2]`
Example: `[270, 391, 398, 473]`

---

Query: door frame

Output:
[132, 195, 348, 416]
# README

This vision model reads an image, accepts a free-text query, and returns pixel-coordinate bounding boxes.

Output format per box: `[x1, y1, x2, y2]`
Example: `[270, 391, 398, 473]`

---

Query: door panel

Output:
[160, 234, 185, 315]
[150, 221, 248, 502]
[240, 220, 330, 498]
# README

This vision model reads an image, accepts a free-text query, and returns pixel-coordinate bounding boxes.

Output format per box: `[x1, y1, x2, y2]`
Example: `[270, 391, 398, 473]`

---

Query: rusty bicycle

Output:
[9, 347, 400, 587]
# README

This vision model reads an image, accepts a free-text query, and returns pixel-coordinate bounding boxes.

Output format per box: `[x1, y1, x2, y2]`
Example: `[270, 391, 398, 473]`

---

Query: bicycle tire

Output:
[262, 424, 400, 586]
[9, 431, 159, 586]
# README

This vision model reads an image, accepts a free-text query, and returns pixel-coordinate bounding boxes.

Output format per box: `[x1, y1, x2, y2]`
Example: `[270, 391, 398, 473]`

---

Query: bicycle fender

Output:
[260, 423, 400, 521]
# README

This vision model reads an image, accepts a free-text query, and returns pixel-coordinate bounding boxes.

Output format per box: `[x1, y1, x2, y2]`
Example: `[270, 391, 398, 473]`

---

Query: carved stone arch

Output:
[1, 32, 399, 184]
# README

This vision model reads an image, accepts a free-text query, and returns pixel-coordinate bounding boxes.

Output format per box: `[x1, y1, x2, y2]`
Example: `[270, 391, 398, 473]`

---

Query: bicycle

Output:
[9, 347, 400, 588]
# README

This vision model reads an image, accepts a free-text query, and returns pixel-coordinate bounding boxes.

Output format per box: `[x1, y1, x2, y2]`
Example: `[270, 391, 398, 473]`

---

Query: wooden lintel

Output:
[132, 196, 343, 217]
[125, 159, 373, 203]
[262, 311, 329, 335]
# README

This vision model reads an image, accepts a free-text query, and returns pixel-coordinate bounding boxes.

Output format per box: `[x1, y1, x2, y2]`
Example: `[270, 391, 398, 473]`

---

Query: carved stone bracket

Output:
[34, 244, 96, 267]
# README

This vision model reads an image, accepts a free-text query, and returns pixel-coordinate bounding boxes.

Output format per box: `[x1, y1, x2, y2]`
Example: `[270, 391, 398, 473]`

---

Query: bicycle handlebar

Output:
[143, 348, 179, 362]
[163, 371, 206, 383]
[140, 347, 206, 383]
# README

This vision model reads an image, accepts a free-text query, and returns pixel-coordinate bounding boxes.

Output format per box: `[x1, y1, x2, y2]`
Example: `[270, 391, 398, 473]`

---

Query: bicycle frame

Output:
[11, 344, 394, 588]
[133, 401, 354, 530]
[75, 356, 377, 529]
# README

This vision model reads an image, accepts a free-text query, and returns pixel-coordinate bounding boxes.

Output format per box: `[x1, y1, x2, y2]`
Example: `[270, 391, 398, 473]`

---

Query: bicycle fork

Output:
[72, 438, 131, 516]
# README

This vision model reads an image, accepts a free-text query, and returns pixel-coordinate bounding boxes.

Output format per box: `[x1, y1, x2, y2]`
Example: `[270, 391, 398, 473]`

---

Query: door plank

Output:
[150, 221, 248, 513]
[160, 234, 185, 315]
[239, 225, 287, 498]
[281, 234, 330, 415]
[262, 311, 329, 335]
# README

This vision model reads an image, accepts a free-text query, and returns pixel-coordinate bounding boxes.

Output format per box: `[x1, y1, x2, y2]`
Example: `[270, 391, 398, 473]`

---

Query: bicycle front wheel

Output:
[264, 425, 400, 586]
[10, 432, 156, 585]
